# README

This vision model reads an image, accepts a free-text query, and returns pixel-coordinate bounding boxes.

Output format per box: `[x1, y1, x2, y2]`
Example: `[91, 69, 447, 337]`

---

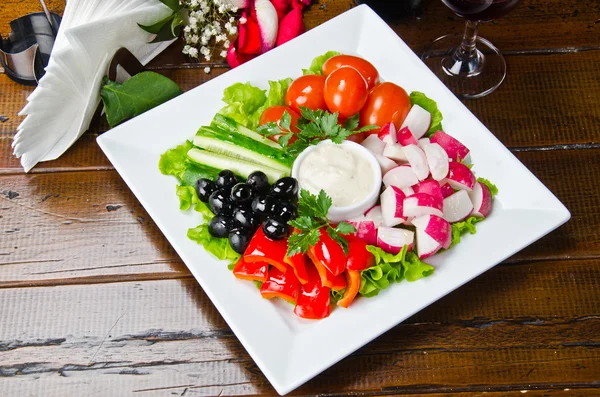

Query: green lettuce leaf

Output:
[477, 177, 499, 199]
[359, 245, 434, 297]
[302, 51, 341, 75]
[159, 140, 194, 180]
[449, 216, 483, 248]
[409, 91, 443, 137]
[187, 223, 240, 262]
[175, 185, 198, 211]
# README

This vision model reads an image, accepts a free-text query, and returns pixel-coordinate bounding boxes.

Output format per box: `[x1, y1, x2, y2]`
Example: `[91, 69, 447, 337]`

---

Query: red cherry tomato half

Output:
[259, 105, 300, 143]
[285, 75, 327, 113]
[322, 55, 380, 89]
[359, 82, 411, 130]
[324, 66, 369, 120]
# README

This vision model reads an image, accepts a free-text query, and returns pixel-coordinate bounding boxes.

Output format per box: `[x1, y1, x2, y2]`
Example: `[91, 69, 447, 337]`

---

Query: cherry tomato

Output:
[322, 55, 379, 89]
[359, 82, 411, 129]
[323, 66, 369, 120]
[285, 75, 327, 113]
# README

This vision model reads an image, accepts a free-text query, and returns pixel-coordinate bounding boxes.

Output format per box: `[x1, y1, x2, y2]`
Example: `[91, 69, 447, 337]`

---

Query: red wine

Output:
[442, 0, 521, 21]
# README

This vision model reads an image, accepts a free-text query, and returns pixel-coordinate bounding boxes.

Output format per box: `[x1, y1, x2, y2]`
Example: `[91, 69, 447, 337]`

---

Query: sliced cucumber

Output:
[212, 114, 282, 150]
[193, 134, 290, 173]
[187, 148, 287, 183]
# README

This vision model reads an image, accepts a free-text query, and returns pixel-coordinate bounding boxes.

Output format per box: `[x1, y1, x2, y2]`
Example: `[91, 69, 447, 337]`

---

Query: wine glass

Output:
[421, 0, 523, 99]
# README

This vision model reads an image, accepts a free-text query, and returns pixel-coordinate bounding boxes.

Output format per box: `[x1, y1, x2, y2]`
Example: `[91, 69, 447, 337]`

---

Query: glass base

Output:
[421, 34, 507, 99]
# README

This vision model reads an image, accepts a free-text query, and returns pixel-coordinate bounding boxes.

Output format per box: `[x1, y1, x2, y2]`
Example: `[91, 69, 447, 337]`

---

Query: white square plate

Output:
[97, 5, 570, 395]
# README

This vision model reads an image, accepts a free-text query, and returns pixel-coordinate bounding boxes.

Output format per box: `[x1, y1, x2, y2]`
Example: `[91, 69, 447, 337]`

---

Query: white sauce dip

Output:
[297, 143, 375, 207]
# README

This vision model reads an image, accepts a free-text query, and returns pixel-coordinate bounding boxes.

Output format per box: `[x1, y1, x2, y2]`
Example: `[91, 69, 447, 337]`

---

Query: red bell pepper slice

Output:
[294, 262, 331, 319]
[283, 253, 309, 284]
[312, 229, 348, 276]
[337, 270, 361, 308]
[260, 266, 300, 304]
[233, 257, 269, 282]
[244, 228, 288, 272]
[346, 236, 376, 272]
[307, 246, 347, 291]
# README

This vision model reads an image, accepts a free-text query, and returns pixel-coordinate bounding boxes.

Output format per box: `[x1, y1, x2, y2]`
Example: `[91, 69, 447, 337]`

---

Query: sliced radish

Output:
[377, 227, 414, 254]
[418, 138, 430, 150]
[255, 0, 279, 53]
[375, 154, 397, 175]
[468, 181, 493, 218]
[445, 162, 476, 191]
[397, 126, 418, 146]
[346, 216, 378, 246]
[430, 131, 470, 162]
[361, 134, 386, 155]
[364, 205, 383, 227]
[422, 143, 449, 181]
[380, 186, 406, 227]
[383, 165, 419, 188]
[403, 193, 443, 218]
[415, 227, 442, 259]
[271, 0, 291, 20]
[412, 214, 451, 249]
[400, 104, 431, 140]
[403, 144, 429, 181]
[382, 143, 408, 162]
[276, 6, 305, 46]
[440, 183, 454, 198]
[401, 186, 415, 196]
[443, 190, 474, 223]
[229, 0, 251, 8]
[413, 180, 443, 201]
[377, 122, 397, 145]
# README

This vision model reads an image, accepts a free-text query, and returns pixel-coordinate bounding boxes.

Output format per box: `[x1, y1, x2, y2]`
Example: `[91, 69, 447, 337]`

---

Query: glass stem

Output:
[448, 20, 483, 75]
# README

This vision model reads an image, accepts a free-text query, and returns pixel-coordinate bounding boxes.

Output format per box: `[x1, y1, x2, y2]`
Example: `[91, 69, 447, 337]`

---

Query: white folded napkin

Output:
[13, 0, 176, 172]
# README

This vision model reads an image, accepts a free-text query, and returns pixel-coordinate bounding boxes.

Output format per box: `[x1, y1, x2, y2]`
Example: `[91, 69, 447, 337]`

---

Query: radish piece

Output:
[415, 226, 443, 259]
[413, 180, 443, 201]
[377, 122, 397, 145]
[346, 216, 378, 246]
[403, 144, 429, 181]
[423, 142, 449, 181]
[361, 134, 386, 155]
[375, 154, 397, 175]
[418, 138, 430, 150]
[364, 205, 384, 227]
[445, 162, 476, 191]
[397, 126, 418, 146]
[377, 227, 414, 254]
[380, 186, 406, 227]
[276, 6, 305, 46]
[226, 39, 257, 68]
[443, 190, 474, 223]
[440, 183, 454, 198]
[468, 181, 493, 218]
[271, 0, 291, 20]
[412, 214, 452, 249]
[255, 0, 279, 53]
[430, 131, 470, 162]
[400, 104, 432, 140]
[401, 186, 415, 196]
[229, 0, 251, 9]
[403, 193, 444, 218]
[382, 143, 408, 162]
[383, 165, 419, 188]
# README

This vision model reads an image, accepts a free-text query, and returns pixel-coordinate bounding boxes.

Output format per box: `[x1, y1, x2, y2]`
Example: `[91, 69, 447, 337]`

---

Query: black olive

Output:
[208, 189, 233, 215]
[270, 177, 299, 198]
[230, 183, 254, 204]
[251, 195, 276, 216]
[246, 171, 270, 193]
[196, 178, 217, 202]
[208, 215, 235, 238]
[229, 229, 250, 254]
[262, 218, 290, 240]
[272, 201, 297, 222]
[215, 170, 238, 191]
[233, 208, 259, 230]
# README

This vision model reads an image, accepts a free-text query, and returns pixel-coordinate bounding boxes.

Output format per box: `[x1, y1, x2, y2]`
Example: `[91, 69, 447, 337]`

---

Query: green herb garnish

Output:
[286, 189, 356, 257]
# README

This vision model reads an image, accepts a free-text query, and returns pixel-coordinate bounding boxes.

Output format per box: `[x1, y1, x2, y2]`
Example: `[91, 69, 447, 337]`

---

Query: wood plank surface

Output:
[2, 50, 599, 174]
[1, 258, 598, 396]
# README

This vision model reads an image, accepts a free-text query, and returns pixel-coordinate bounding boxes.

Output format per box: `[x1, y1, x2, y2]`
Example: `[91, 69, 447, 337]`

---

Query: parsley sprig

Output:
[257, 108, 377, 157]
[286, 189, 356, 257]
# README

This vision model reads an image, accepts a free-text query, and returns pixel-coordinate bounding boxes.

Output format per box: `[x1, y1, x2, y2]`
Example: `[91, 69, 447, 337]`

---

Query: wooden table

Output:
[1, 1, 599, 396]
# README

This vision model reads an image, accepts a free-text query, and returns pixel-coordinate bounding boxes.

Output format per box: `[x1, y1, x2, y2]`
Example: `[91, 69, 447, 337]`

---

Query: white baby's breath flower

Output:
[204, 66, 211, 74]
[229, 16, 236, 24]
[220, 50, 228, 58]
[218, 5, 226, 13]
[184, 25, 192, 33]
[228, 26, 237, 35]
[224, 22, 232, 30]
[200, 46, 210, 55]
[188, 47, 199, 58]
[239, 16, 247, 24]
[204, 53, 211, 61]
[190, 34, 199, 44]
[188, 16, 198, 25]
[182, 45, 191, 54]
[224, 39, 230, 48]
